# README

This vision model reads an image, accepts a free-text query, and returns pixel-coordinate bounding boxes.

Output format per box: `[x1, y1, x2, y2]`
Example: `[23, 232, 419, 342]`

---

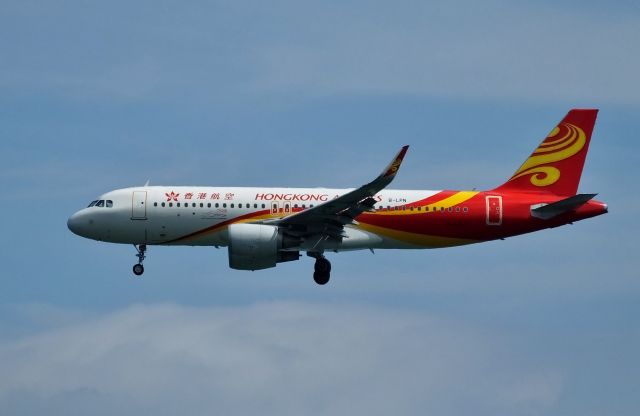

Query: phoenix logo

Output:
[385, 158, 402, 177]
[165, 191, 180, 201]
[509, 122, 586, 187]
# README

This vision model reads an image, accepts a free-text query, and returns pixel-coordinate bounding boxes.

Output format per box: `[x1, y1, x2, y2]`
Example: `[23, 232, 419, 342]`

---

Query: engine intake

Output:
[228, 223, 300, 270]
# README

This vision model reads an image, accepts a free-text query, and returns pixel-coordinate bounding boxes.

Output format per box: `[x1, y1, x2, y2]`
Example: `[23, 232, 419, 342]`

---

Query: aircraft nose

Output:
[67, 212, 81, 235]
[67, 211, 90, 237]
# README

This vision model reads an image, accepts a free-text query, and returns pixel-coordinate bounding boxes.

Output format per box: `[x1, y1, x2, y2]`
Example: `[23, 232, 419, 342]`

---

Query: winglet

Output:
[381, 145, 410, 178]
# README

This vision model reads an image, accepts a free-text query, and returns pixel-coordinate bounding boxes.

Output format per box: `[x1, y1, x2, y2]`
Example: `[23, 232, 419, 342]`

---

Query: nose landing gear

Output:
[133, 244, 146, 276]
[309, 252, 331, 285]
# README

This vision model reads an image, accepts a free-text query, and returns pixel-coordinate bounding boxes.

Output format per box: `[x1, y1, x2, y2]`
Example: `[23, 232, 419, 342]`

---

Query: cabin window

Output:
[161, 202, 166, 207]
[455, 207, 460, 212]
[440, 207, 444, 212]
[207, 203, 211, 208]
[223, 203, 227, 208]
[417, 206, 421, 211]
[463, 207, 469, 213]
[230, 203, 235, 208]
[448, 207, 453, 212]
[177, 202, 181, 207]
[154, 202, 158, 207]
[169, 202, 173, 207]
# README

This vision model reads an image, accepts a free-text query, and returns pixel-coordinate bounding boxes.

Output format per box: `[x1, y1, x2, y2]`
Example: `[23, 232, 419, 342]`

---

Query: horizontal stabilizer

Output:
[531, 193, 597, 220]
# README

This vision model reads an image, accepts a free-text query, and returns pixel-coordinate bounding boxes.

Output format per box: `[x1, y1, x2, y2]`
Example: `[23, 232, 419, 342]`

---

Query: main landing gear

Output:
[309, 252, 331, 285]
[133, 244, 146, 276]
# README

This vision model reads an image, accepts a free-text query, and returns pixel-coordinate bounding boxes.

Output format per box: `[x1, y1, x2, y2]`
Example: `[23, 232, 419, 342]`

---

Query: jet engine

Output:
[228, 223, 300, 270]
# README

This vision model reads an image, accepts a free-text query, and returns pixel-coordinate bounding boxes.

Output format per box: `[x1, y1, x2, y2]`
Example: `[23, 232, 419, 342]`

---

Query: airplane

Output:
[68, 109, 607, 285]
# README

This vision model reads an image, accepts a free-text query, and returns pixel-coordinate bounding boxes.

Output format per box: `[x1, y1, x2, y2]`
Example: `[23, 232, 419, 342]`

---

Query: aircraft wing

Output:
[263, 145, 409, 242]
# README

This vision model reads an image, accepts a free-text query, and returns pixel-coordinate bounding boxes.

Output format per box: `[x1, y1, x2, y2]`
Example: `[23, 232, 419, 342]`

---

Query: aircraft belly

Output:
[298, 226, 418, 252]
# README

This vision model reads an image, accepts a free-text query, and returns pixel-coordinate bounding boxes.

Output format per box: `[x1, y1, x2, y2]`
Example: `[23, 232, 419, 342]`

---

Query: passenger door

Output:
[485, 195, 502, 225]
[131, 191, 148, 220]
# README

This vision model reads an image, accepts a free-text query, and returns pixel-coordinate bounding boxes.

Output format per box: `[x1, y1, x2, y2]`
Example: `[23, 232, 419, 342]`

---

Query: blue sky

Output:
[1, 1, 639, 415]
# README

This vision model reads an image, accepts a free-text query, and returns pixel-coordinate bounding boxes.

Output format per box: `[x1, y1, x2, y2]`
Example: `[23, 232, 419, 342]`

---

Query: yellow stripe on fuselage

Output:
[371, 191, 479, 216]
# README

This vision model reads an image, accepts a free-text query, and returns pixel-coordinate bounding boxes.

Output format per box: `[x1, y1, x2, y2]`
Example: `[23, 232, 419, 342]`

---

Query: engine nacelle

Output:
[228, 223, 300, 270]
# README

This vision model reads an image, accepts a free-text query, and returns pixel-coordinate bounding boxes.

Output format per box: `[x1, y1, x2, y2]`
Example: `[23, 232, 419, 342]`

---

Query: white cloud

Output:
[0, 302, 563, 416]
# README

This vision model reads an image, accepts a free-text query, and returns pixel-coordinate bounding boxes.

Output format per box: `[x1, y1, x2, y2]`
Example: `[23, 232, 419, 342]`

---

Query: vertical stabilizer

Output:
[493, 109, 598, 196]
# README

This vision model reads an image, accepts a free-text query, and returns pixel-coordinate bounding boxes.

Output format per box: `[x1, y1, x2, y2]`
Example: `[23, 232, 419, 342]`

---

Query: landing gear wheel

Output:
[132, 244, 147, 277]
[313, 256, 331, 285]
[313, 271, 330, 285]
[314, 257, 331, 274]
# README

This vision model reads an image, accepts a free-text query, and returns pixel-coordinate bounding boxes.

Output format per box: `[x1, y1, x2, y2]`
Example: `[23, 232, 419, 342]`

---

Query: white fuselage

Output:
[67, 186, 444, 251]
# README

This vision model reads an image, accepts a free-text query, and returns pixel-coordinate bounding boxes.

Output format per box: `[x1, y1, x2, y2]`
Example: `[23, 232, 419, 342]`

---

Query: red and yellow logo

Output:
[384, 157, 404, 177]
[509, 122, 586, 187]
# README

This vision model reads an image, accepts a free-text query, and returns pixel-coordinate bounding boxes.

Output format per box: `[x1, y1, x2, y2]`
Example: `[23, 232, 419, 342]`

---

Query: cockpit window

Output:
[96, 200, 105, 207]
[106, 200, 113, 208]
[88, 200, 98, 207]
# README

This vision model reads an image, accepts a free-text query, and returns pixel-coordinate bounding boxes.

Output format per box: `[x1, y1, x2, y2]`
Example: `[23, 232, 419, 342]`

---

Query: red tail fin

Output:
[493, 109, 598, 196]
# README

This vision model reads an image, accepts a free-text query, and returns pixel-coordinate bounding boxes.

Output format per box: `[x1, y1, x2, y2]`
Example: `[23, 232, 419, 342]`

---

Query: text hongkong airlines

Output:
[254, 193, 331, 202]
[68, 109, 607, 285]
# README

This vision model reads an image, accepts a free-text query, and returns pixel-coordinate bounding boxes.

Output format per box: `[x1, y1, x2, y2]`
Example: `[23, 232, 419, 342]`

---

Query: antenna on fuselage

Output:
[144, 179, 150, 186]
